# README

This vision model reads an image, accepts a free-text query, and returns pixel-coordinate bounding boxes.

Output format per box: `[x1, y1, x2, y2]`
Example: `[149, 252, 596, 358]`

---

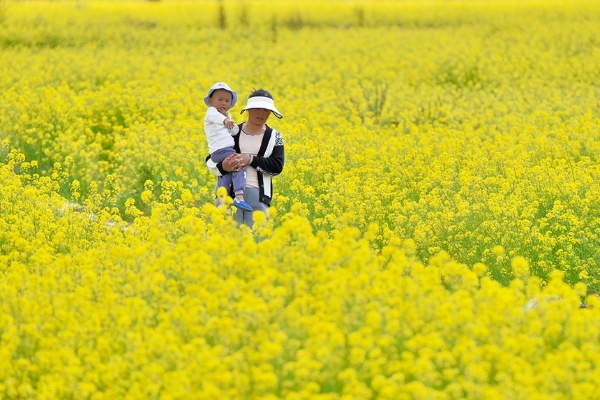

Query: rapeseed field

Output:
[1, 0, 600, 398]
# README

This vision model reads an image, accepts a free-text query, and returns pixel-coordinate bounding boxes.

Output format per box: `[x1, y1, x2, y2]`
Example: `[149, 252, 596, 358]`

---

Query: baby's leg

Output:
[217, 174, 233, 192]
[211, 147, 235, 163]
[231, 168, 246, 197]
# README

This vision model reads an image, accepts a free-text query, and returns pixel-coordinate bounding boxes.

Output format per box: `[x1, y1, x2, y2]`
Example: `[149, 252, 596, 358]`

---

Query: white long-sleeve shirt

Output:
[204, 106, 240, 154]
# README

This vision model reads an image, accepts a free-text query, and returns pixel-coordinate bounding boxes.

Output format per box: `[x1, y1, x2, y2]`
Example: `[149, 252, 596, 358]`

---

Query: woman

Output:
[206, 88, 285, 227]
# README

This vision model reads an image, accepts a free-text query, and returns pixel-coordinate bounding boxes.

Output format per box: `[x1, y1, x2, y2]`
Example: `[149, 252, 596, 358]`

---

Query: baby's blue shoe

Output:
[233, 199, 252, 211]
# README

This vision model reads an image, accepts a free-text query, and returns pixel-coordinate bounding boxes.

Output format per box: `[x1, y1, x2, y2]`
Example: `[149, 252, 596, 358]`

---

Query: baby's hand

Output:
[224, 118, 235, 130]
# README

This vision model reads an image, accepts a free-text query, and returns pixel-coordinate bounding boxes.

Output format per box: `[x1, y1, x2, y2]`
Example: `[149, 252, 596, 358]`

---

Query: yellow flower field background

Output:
[2, 1, 600, 398]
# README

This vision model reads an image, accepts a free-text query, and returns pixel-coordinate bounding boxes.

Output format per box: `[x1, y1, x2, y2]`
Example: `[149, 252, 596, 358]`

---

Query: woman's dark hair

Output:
[248, 88, 273, 99]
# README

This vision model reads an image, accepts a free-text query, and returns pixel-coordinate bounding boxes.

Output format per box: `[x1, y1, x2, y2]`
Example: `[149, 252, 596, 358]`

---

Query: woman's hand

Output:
[222, 153, 246, 172]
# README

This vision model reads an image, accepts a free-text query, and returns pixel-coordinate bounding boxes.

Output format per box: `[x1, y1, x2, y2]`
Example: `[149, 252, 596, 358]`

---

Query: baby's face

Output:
[209, 89, 233, 112]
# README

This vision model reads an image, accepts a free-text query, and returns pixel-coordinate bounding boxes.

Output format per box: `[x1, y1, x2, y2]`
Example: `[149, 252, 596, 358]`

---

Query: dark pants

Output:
[235, 187, 268, 227]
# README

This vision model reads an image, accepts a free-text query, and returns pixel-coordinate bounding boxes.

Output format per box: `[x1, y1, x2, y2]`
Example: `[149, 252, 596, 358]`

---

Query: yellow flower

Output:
[141, 190, 153, 204]
[492, 245, 505, 256]
[511, 256, 530, 280]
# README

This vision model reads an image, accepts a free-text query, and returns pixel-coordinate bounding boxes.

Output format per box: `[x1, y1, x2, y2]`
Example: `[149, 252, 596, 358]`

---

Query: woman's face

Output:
[247, 108, 271, 125]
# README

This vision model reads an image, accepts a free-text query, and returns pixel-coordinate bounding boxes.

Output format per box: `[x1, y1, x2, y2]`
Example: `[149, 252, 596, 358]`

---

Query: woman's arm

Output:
[207, 130, 284, 176]
[205, 155, 223, 177]
[249, 131, 284, 175]
[249, 147, 284, 176]
[206, 153, 245, 176]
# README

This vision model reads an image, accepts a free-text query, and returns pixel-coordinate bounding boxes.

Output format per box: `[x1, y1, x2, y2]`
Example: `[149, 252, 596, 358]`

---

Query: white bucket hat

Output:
[241, 96, 283, 119]
[204, 82, 238, 108]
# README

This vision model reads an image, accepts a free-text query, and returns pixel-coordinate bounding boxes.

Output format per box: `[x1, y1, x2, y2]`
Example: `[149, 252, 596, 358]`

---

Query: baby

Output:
[203, 82, 252, 211]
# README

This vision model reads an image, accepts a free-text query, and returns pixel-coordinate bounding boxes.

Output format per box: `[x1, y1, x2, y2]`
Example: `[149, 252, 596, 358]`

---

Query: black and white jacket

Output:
[206, 124, 284, 206]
